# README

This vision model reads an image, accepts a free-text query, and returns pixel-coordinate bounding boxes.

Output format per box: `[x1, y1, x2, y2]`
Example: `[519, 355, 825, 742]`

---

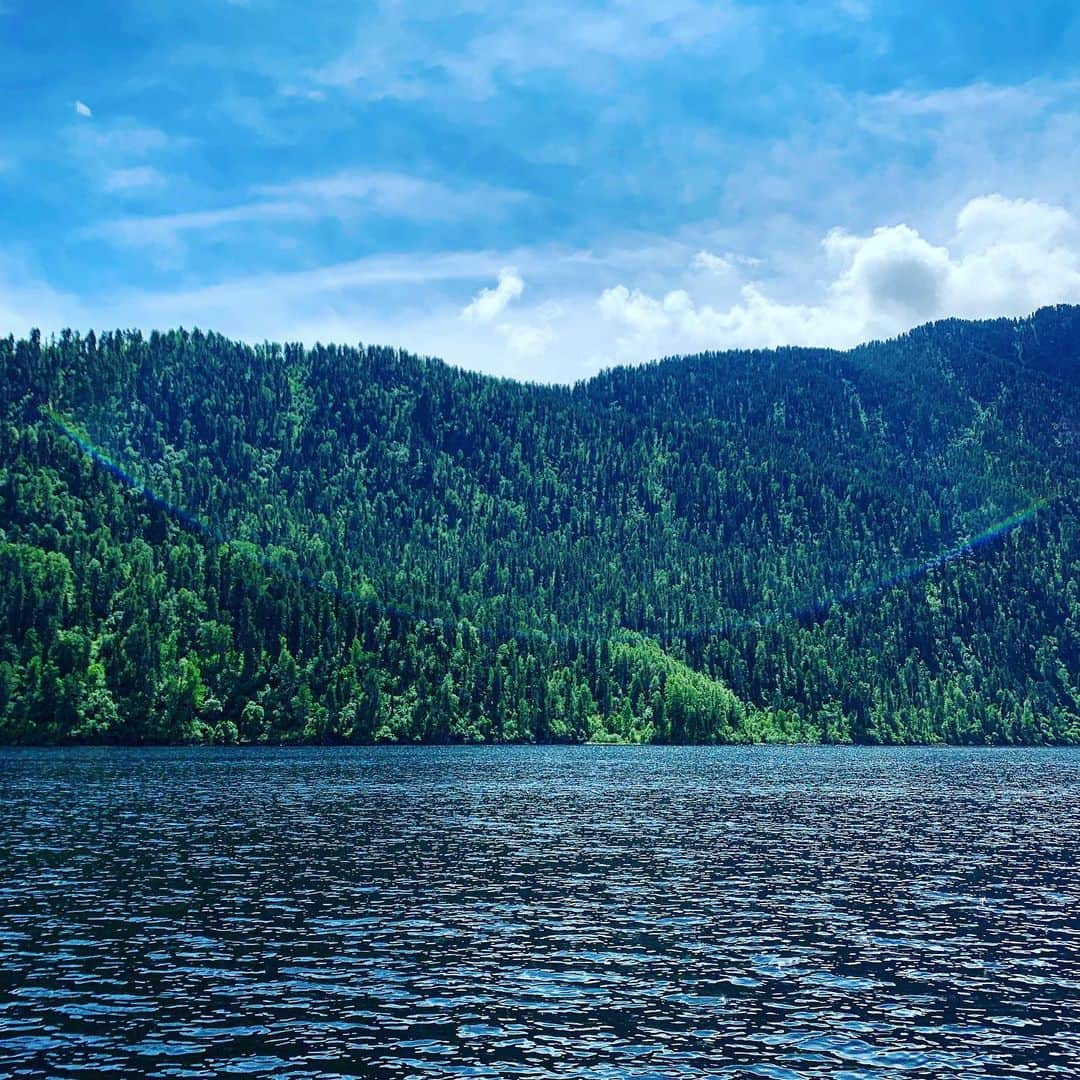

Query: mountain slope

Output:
[1, 307, 1078, 744]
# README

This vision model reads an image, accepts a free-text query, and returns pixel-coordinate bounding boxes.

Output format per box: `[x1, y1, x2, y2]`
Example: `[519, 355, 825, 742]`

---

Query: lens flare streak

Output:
[46, 408, 1051, 647]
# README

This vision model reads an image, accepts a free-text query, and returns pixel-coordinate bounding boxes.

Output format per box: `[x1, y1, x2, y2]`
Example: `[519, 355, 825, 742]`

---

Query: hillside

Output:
[1, 306, 1078, 745]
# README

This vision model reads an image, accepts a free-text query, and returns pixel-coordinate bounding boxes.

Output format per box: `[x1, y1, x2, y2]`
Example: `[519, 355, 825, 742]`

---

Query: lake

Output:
[0, 746, 1077, 1078]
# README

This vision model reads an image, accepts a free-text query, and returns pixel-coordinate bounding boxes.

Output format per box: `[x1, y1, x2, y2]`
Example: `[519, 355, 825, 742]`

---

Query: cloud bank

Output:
[596, 195, 1080, 358]
[2, 195, 1079, 382]
[460, 268, 524, 323]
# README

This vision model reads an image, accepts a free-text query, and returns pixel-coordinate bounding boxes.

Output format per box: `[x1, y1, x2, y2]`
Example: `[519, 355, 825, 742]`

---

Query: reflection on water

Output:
[1, 746, 1077, 1078]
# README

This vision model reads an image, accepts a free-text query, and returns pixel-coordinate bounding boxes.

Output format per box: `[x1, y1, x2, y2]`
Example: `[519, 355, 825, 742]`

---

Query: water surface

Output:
[1, 746, 1078, 1078]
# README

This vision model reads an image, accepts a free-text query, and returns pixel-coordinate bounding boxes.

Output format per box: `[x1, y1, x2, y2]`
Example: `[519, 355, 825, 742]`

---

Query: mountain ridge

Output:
[1, 306, 1077, 745]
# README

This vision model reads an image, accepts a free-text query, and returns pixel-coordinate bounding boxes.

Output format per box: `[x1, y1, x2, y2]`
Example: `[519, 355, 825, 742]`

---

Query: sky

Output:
[3, 1, 1080, 381]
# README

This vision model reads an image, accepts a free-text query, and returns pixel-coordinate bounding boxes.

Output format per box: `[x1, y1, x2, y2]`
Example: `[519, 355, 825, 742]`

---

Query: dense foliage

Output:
[2, 307, 1078, 745]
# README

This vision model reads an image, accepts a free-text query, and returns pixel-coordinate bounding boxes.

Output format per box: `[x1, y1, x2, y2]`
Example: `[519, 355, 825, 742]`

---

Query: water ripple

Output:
[0, 746, 1078, 1078]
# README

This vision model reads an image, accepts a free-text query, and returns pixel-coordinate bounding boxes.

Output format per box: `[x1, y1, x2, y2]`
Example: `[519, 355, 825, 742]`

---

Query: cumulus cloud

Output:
[460, 268, 524, 323]
[597, 285, 669, 334]
[74, 100, 92, 118]
[953, 192, 1074, 252]
[597, 194, 1080, 357]
[825, 223, 951, 320]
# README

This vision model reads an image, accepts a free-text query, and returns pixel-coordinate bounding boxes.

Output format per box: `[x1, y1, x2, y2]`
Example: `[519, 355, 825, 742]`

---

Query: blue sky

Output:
[3, 1, 1080, 380]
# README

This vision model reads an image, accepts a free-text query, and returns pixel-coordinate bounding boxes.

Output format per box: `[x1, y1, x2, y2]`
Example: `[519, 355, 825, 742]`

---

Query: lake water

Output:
[0, 746, 1077, 1078]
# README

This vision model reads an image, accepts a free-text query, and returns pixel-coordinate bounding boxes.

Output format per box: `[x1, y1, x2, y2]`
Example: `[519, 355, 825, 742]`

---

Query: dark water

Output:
[0, 747, 1077, 1079]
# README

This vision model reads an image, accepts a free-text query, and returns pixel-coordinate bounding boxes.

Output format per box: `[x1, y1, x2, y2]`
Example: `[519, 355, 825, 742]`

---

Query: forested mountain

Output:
[2, 306, 1078, 745]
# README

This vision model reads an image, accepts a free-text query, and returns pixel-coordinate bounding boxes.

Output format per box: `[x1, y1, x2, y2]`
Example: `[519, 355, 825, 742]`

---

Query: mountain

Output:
[2, 307, 1078, 745]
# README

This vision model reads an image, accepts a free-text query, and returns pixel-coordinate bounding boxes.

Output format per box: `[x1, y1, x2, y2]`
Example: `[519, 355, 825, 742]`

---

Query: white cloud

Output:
[461, 268, 524, 323]
[69, 122, 180, 157]
[835, 0, 871, 17]
[945, 196, 1080, 319]
[307, 1, 757, 104]
[693, 248, 765, 275]
[597, 285, 669, 335]
[103, 165, 166, 192]
[953, 193, 1076, 253]
[597, 195, 1080, 358]
[74, 100, 92, 118]
[865, 82, 1054, 121]
[9, 194, 1080, 384]
[255, 170, 526, 220]
[64, 120, 187, 207]
[92, 202, 303, 262]
[95, 171, 526, 253]
[108, 249, 516, 331]
[691, 250, 733, 276]
[498, 321, 554, 360]
[0, 254, 91, 338]
[279, 85, 327, 102]
[825, 223, 952, 320]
